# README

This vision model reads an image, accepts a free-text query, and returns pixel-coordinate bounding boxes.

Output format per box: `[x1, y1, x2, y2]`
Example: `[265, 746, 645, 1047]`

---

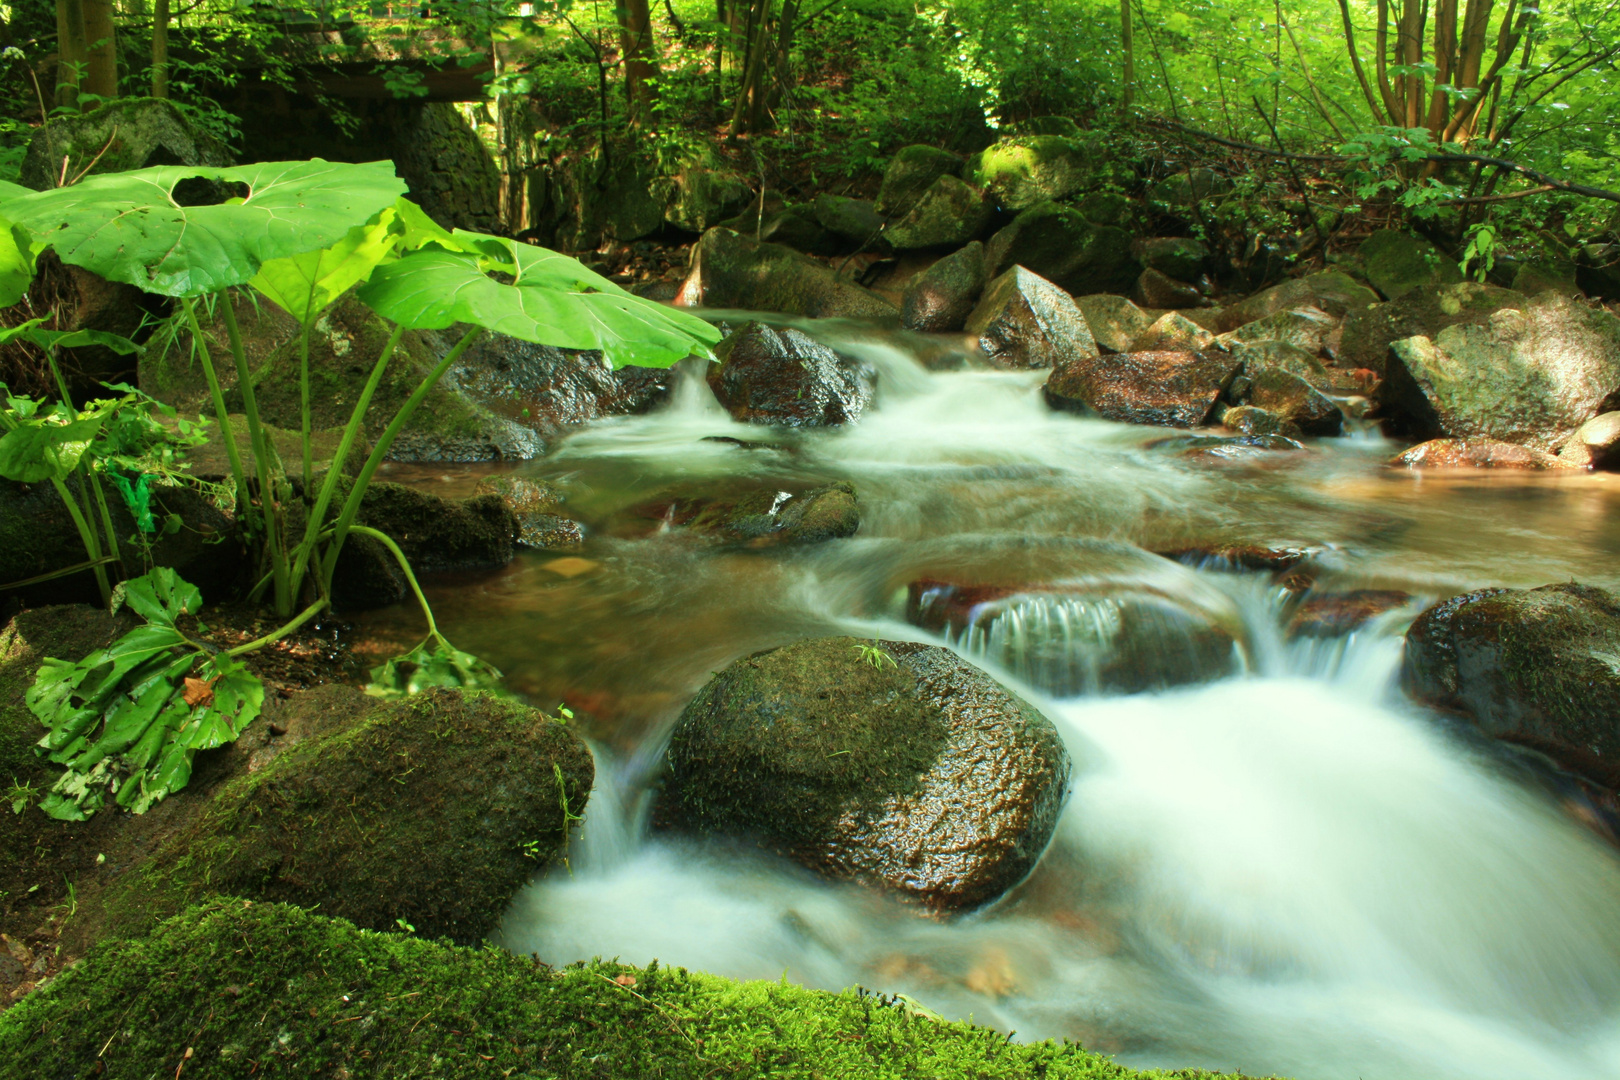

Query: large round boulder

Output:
[708, 322, 875, 426]
[663, 637, 1071, 914]
[1404, 583, 1620, 776]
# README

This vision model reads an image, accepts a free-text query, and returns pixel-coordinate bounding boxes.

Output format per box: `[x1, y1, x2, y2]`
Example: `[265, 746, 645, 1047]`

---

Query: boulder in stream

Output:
[876, 144, 963, 217]
[708, 322, 875, 426]
[1557, 411, 1620, 470]
[1076, 294, 1158, 353]
[1392, 438, 1576, 470]
[475, 475, 584, 550]
[1045, 349, 1241, 428]
[634, 482, 860, 546]
[1404, 583, 1620, 778]
[902, 241, 987, 332]
[1337, 281, 1528, 374]
[965, 266, 1098, 370]
[967, 134, 1123, 211]
[663, 637, 1071, 914]
[1217, 271, 1380, 333]
[1133, 236, 1210, 282]
[675, 228, 899, 320]
[1133, 268, 1204, 311]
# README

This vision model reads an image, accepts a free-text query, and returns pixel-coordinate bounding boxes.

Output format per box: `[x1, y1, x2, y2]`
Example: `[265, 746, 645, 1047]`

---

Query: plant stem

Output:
[179, 297, 249, 506]
[346, 525, 437, 638]
[85, 468, 126, 579]
[48, 476, 111, 606]
[224, 597, 329, 658]
[220, 298, 290, 618]
[318, 326, 483, 588]
[286, 323, 406, 605]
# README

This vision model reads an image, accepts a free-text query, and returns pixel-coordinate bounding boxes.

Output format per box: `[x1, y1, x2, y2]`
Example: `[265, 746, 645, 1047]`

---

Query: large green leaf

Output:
[356, 230, 721, 369]
[0, 412, 108, 482]
[1, 160, 407, 297]
[249, 206, 400, 323]
[0, 319, 141, 355]
[0, 213, 34, 308]
[120, 566, 203, 627]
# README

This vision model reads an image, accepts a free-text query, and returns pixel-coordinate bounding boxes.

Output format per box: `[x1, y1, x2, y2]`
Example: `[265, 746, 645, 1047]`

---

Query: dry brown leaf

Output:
[182, 677, 215, 708]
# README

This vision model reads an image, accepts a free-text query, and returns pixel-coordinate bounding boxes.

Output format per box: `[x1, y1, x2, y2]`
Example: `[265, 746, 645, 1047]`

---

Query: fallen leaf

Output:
[613, 974, 636, 988]
[182, 677, 215, 708]
[542, 557, 598, 579]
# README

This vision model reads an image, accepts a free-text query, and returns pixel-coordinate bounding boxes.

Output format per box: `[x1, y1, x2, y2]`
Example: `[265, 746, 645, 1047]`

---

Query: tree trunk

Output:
[55, 0, 87, 109]
[151, 0, 169, 98]
[81, 0, 117, 100]
[616, 0, 660, 126]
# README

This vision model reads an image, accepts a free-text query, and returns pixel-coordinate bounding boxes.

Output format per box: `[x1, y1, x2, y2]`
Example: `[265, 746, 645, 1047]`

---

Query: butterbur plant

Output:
[0, 157, 722, 818]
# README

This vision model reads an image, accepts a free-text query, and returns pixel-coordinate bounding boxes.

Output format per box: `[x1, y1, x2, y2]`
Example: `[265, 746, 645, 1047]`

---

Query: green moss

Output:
[0, 899, 1262, 1079]
[84, 685, 592, 948]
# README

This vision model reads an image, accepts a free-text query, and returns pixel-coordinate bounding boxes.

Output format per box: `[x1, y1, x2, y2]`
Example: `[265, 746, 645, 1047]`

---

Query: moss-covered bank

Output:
[0, 899, 1258, 1080]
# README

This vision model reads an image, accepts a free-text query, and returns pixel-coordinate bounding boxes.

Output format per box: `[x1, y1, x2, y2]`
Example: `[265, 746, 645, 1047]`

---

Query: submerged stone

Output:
[633, 483, 860, 546]
[474, 475, 585, 550]
[663, 637, 1071, 914]
[1392, 438, 1575, 470]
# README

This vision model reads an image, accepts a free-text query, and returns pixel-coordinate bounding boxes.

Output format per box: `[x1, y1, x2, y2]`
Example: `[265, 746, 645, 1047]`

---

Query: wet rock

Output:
[661, 166, 754, 233]
[1154, 544, 1313, 573]
[1162, 433, 1308, 460]
[908, 580, 1239, 695]
[708, 323, 875, 426]
[968, 134, 1121, 211]
[20, 98, 232, 190]
[1076, 294, 1157, 353]
[812, 194, 886, 246]
[0, 480, 239, 609]
[902, 242, 987, 332]
[1359, 229, 1464, 301]
[643, 482, 859, 546]
[1556, 411, 1620, 470]
[1240, 363, 1344, 436]
[876, 145, 964, 217]
[1289, 589, 1411, 638]
[474, 475, 584, 550]
[1217, 271, 1380, 332]
[1511, 258, 1581, 297]
[1338, 281, 1528, 374]
[1133, 237, 1209, 282]
[675, 228, 899, 320]
[79, 685, 593, 946]
[663, 636, 1071, 913]
[1220, 404, 1300, 439]
[985, 201, 1140, 296]
[757, 205, 840, 255]
[1132, 311, 1215, 352]
[1404, 583, 1620, 775]
[964, 266, 1098, 371]
[1380, 294, 1620, 451]
[1391, 438, 1576, 470]
[1045, 350, 1241, 428]
[1217, 306, 1340, 355]
[885, 176, 992, 252]
[1133, 268, 1203, 310]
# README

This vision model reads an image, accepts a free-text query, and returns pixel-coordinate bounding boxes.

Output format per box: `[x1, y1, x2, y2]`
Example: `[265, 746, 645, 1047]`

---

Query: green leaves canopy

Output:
[0, 160, 406, 297]
[357, 229, 721, 369]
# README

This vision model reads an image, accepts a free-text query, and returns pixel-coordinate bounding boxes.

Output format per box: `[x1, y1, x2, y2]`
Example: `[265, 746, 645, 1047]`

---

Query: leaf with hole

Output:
[0, 159, 407, 297]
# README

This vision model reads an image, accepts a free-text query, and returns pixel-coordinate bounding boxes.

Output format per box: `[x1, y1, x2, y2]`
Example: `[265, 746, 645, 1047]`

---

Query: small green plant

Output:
[6, 776, 36, 814]
[852, 640, 897, 670]
[553, 762, 583, 875]
[394, 917, 416, 933]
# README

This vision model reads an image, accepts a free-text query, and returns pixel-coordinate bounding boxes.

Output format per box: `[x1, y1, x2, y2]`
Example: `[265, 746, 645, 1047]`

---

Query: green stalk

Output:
[85, 468, 127, 579]
[225, 597, 329, 658]
[318, 326, 482, 586]
[179, 297, 248, 507]
[347, 525, 438, 638]
[40, 350, 125, 588]
[220, 298, 290, 618]
[299, 315, 314, 502]
[48, 476, 111, 606]
[285, 323, 406, 605]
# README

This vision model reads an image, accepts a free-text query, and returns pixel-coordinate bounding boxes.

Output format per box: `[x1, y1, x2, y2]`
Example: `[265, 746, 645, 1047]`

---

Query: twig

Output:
[1251, 97, 1328, 250]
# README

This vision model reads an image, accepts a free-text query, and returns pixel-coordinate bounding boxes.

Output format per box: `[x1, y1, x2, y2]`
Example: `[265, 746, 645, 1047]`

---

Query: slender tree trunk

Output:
[151, 0, 169, 98]
[81, 0, 117, 100]
[56, 0, 87, 109]
[616, 0, 660, 126]
[1120, 0, 1134, 116]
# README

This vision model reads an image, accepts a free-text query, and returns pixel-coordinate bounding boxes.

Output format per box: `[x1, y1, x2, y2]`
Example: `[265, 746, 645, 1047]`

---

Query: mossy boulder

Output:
[876, 144, 963, 217]
[1218, 271, 1379, 333]
[0, 899, 1243, 1080]
[1216, 307, 1340, 356]
[664, 637, 1071, 914]
[986, 201, 1141, 297]
[1134, 311, 1215, 352]
[474, 475, 584, 549]
[1133, 236, 1210, 283]
[884, 175, 994, 251]
[1236, 363, 1343, 436]
[19, 97, 231, 191]
[1403, 583, 1620, 780]
[1076, 294, 1158, 353]
[1358, 229, 1465, 301]
[1134, 267, 1203, 310]
[967, 134, 1124, 211]
[1338, 281, 1528, 374]
[902, 241, 987, 332]
[1379, 294, 1620, 451]
[78, 684, 593, 947]
[708, 322, 876, 426]
[811, 193, 887, 245]
[660, 166, 754, 233]
[966, 266, 1099, 370]
[676, 228, 899, 320]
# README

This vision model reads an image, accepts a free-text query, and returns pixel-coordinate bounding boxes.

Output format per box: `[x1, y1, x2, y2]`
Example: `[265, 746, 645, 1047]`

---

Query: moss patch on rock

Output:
[0, 899, 1259, 1080]
[79, 685, 593, 948]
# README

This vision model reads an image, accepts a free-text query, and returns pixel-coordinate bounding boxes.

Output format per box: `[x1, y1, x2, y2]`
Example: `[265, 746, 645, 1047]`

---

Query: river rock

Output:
[474, 475, 584, 550]
[985, 201, 1141, 296]
[1288, 589, 1412, 638]
[1133, 236, 1209, 282]
[969, 134, 1123, 211]
[19, 98, 232, 190]
[1045, 349, 1240, 428]
[1076, 294, 1157, 353]
[1134, 268, 1203, 310]
[812, 194, 886, 246]
[661, 166, 754, 233]
[1217, 306, 1340, 355]
[1218, 271, 1380, 332]
[1221, 404, 1300, 438]
[757, 205, 841, 255]
[1359, 229, 1464, 301]
[902, 241, 986, 332]
[876, 145, 963, 217]
[907, 580, 1239, 695]
[676, 228, 898, 320]
[965, 266, 1098, 370]
[708, 322, 875, 426]
[1338, 281, 1528, 374]
[76, 684, 593, 947]
[640, 482, 859, 546]
[1511, 258, 1581, 297]
[1239, 363, 1343, 436]
[1404, 583, 1620, 775]
[1556, 411, 1620, 469]
[1380, 294, 1620, 451]
[663, 637, 1071, 913]
[1391, 438, 1575, 470]
[1133, 311, 1215, 352]
[884, 175, 993, 251]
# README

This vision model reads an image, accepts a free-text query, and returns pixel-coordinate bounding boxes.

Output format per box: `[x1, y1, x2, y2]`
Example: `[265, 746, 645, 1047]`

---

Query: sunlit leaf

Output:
[0, 212, 34, 308]
[250, 206, 400, 324]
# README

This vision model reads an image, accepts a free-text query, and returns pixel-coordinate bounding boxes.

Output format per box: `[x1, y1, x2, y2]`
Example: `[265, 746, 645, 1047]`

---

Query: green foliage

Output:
[852, 640, 898, 670]
[26, 568, 265, 820]
[366, 637, 505, 698]
[0, 160, 407, 296]
[0, 213, 34, 308]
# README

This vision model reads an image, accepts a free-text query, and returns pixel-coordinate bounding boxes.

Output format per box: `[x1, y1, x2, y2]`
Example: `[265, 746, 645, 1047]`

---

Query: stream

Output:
[361, 325, 1620, 1080]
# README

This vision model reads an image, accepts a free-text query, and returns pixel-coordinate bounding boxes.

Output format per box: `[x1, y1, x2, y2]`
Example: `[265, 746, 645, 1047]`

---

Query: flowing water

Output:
[362, 325, 1620, 1080]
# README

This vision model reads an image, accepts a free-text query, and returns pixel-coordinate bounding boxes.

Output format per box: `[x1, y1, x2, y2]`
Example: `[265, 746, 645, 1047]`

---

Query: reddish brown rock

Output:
[1288, 589, 1412, 638]
[1044, 350, 1241, 428]
[1133, 267, 1203, 310]
[965, 265, 1098, 370]
[1392, 438, 1577, 470]
[708, 322, 874, 427]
